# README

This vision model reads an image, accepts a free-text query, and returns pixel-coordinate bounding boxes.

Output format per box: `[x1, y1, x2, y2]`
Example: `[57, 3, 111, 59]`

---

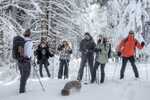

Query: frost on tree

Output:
[143, 21, 150, 45]
[0, 0, 45, 66]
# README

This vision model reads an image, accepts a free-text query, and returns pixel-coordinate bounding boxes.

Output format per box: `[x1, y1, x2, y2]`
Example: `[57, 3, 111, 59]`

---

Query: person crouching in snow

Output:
[61, 80, 81, 96]
[116, 30, 145, 79]
[57, 40, 72, 79]
[91, 35, 110, 83]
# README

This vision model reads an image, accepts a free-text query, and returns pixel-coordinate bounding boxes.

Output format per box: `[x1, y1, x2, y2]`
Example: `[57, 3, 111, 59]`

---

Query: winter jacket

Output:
[58, 44, 72, 60]
[79, 35, 96, 55]
[117, 34, 144, 57]
[36, 46, 54, 61]
[95, 42, 110, 64]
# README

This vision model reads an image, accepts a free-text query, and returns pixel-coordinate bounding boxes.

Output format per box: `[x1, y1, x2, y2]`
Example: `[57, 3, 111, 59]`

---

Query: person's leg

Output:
[58, 60, 64, 79]
[64, 60, 69, 79]
[100, 64, 105, 83]
[18, 62, 25, 93]
[91, 61, 100, 83]
[120, 57, 128, 79]
[39, 61, 43, 77]
[19, 61, 31, 93]
[77, 54, 87, 81]
[87, 54, 94, 79]
[44, 60, 51, 77]
[129, 56, 139, 78]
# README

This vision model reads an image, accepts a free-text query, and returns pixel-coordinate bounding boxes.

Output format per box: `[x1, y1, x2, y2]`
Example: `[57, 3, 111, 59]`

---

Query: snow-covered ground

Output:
[0, 57, 150, 100]
[0, 78, 150, 100]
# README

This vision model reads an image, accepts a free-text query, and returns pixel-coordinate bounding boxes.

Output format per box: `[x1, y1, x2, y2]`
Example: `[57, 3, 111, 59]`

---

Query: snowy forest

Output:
[1, 0, 150, 100]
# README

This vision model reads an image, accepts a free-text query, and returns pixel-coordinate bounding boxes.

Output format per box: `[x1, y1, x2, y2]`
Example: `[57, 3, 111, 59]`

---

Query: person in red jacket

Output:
[117, 31, 145, 79]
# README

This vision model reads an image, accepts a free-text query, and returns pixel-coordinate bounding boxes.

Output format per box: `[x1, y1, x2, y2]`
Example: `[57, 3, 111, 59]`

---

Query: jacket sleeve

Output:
[135, 39, 144, 49]
[92, 41, 96, 51]
[68, 49, 72, 54]
[94, 43, 101, 52]
[49, 51, 54, 57]
[57, 44, 64, 51]
[116, 39, 125, 52]
[46, 47, 54, 57]
[79, 40, 84, 52]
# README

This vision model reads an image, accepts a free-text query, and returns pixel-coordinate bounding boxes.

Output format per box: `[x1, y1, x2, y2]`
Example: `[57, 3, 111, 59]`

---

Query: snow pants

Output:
[18, 59, 31, 93]
[120, 56, 139, 79]
[77, 53, 94, 81]
[91, 61, 105, 83]
[39, 60, 50, 77]
[58, 59, 69, 79]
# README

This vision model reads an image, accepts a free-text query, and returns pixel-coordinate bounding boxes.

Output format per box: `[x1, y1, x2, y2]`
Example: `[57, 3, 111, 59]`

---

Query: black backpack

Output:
[12, 35, 26, 60]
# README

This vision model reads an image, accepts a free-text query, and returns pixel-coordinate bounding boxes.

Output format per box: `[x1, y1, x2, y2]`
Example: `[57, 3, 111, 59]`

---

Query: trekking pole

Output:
[52, 58, 55, 79]
[33, 59, 46, 92]
[84, 62, 88, 84]
[112, 61, 118, 80]
[145, 62, 149, 80]
[112, 62, 117, 79]
[96, 67, 99, 84]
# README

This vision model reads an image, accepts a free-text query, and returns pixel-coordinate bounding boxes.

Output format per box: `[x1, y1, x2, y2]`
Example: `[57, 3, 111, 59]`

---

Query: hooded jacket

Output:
[79, 33, 96, 54]
[117, 34, 144, 57]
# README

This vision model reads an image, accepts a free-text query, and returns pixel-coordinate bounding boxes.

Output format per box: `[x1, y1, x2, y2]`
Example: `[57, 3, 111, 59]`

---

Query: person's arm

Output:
[79, 40, 84, 52]
[57, 44, 64, 51]
[92, 41, 96, 52]
[94, 43, 101, 52]
[135, 39, 144, 49]
[67, 48, 72, 54]
[48, 49, 54, 57]
[116, 39, 125, 56]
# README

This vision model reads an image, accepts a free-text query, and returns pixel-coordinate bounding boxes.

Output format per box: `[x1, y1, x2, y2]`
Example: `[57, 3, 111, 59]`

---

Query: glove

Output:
[117, 52, 121, 57]
[141, 41, 145, 46]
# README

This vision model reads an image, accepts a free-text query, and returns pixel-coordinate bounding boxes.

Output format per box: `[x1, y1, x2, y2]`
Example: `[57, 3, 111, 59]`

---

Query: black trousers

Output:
[39, 60, 50, 77]
[120, 56, 139, 79]
[18, 60, 31, 93]
[77, 54, 94, 81]
[58, 59, 69, 79]
[91, 61, 105, 83]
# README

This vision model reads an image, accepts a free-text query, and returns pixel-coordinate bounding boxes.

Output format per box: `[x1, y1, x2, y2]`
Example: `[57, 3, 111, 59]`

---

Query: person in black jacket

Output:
[77, 32, 96, 81]
[35, 41, 54, 77]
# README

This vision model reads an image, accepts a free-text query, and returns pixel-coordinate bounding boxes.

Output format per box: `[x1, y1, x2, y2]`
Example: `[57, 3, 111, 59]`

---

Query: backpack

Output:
[12, 35, 26, 60]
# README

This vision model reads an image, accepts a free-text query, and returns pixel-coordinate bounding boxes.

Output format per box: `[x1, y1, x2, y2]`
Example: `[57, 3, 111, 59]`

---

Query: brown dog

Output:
[61, 80, 81, 96]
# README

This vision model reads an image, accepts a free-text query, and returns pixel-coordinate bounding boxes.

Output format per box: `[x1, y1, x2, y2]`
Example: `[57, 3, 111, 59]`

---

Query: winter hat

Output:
[129, 30, 134, 34]
[84, 32, 90, 36]
[24, 29, 31, 37]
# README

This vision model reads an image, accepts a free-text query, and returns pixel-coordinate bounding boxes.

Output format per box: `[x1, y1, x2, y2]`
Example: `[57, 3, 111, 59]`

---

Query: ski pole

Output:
[112, 61, 118, 80]
[84, 62, 88, 84]
[52, 58, 55, 79]
[145, 62, 149, 80]
[33, 60, 46, 92]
